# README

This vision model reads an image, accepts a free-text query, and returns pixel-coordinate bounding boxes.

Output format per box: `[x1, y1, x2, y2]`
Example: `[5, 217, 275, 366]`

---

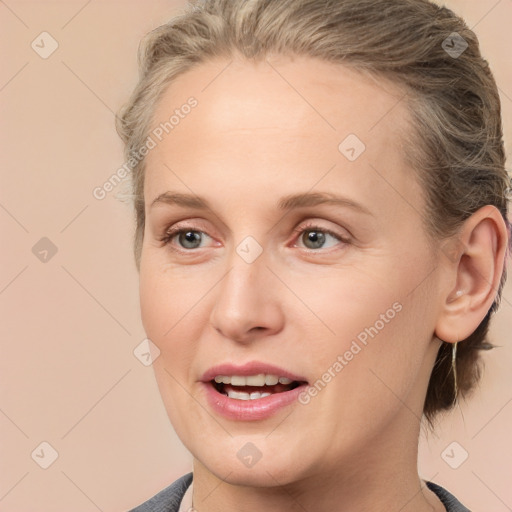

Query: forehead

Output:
[144, 55, 419, 209]
[150, 55, 410, 138]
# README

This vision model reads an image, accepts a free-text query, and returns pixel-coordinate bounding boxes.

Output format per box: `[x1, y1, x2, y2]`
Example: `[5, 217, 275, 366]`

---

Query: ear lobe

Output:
[434, 205, 508, 344]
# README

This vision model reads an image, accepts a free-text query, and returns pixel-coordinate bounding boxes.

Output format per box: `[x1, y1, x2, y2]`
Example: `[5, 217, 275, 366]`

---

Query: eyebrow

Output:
[150, 191, 373, 216]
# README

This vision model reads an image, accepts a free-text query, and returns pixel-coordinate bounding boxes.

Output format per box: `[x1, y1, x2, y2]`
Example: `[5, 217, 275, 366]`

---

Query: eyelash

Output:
[158, 221, 349, 254]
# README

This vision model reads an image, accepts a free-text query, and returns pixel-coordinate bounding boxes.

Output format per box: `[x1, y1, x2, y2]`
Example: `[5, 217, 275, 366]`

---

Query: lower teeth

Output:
[227, 390, 272, 400]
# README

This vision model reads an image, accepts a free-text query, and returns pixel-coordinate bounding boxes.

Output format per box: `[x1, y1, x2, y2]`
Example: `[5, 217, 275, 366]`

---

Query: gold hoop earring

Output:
[452, 341, 458, 405]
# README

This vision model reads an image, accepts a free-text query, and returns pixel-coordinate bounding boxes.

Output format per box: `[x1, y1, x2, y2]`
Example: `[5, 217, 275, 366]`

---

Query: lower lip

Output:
[201, 381, 308, 421]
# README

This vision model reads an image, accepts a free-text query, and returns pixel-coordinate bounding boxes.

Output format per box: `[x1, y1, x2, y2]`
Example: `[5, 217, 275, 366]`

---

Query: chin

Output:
[192, 437, 314, 488]
[205, 458, 303, 488]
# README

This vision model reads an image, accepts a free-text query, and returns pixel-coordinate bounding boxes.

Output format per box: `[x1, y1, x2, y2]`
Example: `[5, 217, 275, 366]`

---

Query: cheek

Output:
[294, 257, 434, 397]
[139, 260, 212, 384]
[337, 291, 433, 420]
[139, 255, 198, 342]
[139, 268, 167, 344]
[139, 264, 191, 376]
[139, 265, 206, 432]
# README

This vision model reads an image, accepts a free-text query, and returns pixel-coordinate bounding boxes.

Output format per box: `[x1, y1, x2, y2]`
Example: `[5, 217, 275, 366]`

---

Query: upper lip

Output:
[201, 361, 308, 383]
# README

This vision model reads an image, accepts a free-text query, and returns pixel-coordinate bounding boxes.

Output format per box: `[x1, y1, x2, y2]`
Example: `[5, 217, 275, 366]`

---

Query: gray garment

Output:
[129, 473, 193, 512]
[128, 472, 471, 512]
[426, 481, 471, 512]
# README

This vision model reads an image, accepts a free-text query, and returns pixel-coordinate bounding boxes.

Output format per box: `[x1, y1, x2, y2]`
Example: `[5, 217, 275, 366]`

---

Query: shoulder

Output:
[426, 481, 471, 512]
[128, 472, 193, 512]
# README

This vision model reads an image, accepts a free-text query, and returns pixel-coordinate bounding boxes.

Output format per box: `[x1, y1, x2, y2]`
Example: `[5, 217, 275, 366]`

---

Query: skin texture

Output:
[139, 55, 508, 512]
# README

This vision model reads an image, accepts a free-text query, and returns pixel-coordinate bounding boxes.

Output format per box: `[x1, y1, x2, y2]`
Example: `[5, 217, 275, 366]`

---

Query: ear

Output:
[435, 205, 509, 343]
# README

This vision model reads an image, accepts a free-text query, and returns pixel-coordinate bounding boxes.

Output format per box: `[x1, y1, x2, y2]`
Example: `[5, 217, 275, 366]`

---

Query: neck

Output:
[190, 409, 444, 512]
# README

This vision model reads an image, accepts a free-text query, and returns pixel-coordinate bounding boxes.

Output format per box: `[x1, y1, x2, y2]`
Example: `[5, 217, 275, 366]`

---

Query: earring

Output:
[451, 341, 458, 406]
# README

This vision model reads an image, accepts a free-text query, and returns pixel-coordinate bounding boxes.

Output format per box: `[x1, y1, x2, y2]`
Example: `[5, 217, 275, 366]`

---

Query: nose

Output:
[209, 252, 285, 344]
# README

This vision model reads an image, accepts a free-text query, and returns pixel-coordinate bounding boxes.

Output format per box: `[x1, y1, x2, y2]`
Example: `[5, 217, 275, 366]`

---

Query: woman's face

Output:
[139, 56, 444, 485]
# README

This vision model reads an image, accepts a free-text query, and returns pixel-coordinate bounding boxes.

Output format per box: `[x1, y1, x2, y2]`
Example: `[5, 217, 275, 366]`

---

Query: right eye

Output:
[159, 226, 215, 252]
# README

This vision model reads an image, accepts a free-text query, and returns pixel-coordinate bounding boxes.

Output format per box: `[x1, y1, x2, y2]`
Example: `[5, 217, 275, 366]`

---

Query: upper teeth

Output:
[214, 374, 293, 386]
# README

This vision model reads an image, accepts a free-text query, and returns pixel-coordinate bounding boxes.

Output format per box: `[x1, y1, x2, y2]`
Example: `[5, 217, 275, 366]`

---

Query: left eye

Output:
[292, 225, 345, 250]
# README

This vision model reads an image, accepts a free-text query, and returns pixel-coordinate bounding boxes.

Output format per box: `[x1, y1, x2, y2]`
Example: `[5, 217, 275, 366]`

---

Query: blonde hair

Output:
[116, 0, 511, 425]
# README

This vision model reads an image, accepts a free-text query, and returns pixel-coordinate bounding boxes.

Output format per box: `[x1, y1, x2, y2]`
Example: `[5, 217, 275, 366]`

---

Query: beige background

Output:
[1, 0, 511, 510]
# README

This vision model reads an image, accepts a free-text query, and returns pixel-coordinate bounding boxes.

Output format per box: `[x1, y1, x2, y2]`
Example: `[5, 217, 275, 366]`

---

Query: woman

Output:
[117, 0, 510, 510]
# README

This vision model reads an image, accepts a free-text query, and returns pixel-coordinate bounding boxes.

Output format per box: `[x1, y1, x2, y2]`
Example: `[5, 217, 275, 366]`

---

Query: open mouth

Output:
[211, 374, 306, 400]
